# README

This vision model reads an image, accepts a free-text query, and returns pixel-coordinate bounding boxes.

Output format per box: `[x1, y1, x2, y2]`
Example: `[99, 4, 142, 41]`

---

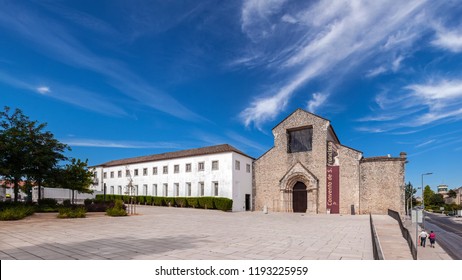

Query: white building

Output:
[91, 144, 254, 212]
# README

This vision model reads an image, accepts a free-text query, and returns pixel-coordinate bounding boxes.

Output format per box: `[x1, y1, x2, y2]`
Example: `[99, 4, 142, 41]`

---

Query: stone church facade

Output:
[253, 109, 406, 215]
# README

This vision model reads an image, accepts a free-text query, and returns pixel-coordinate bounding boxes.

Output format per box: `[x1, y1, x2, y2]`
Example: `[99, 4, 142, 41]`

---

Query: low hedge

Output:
[94, 194, 233, 211]
[57, 206, 86, 219]
[0, 205, 35, 220]
[106, 200, 127, 217]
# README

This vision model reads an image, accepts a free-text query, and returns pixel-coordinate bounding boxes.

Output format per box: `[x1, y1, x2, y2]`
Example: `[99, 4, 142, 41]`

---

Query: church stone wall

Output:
[338, 145, 362, 214]
[359, 154, 406, 215]
[254, 109, 329, 213]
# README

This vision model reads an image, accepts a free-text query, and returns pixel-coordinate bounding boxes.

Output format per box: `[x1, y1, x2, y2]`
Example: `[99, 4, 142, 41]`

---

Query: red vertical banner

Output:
[326, 165, 339, 214]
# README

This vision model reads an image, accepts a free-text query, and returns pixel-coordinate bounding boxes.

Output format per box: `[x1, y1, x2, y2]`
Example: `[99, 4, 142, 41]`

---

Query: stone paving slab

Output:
[0, 206, 373, 260]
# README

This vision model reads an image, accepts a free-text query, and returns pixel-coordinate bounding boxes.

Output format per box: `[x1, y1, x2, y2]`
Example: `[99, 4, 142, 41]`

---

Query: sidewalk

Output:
[372, 215, 413, 260]
[403, 218, 452, 260]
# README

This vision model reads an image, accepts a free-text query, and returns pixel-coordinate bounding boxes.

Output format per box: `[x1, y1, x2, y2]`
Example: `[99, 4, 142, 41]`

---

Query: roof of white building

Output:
[93, 144, 253, 167]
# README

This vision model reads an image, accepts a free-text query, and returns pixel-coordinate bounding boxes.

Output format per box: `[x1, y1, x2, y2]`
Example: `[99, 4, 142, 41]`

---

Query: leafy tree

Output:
[447, 189, 457, 199]
[423, 185, 434, 208]
[56, 158, 94, 204]
[429, 193, 444, 207]
[404, 181, 416, 214]
[0, 107, 69, 202]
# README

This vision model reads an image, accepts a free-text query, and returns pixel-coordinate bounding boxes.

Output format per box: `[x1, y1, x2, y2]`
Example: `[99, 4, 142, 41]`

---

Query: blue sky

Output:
[1, 0, 462, 192]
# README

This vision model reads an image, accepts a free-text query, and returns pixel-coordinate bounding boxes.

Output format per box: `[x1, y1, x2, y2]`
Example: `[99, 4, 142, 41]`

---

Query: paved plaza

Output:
[0, 206, 373, 260]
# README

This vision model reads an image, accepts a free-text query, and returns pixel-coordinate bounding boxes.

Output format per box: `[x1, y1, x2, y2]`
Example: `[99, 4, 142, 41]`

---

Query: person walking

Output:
[419, 229, 428, 247]
[429, 231, 436, 248]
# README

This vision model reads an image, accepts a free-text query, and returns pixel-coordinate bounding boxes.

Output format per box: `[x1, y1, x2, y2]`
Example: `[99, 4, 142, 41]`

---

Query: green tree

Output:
[429, 193, 444, 207]
[56, 158, 94, 204]
[423, 185, 434, 209]
[447, 189, 457, 198]
[0, 107, 69, 202]
[404, 182, 416, 214]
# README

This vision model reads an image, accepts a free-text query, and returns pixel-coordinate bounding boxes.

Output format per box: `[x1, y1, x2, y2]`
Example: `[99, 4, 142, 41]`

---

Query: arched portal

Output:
[292, 181, 307, 213]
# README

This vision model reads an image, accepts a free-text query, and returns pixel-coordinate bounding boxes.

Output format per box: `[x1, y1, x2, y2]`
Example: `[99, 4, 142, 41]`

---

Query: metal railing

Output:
[369, 214, 384, 260]
[388, 209, 417, 260]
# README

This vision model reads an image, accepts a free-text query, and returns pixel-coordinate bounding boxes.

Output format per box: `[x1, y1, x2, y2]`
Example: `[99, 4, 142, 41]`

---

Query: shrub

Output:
[84, 198, 94, 206]
[198, 197, 215, 209]
[106, 200, 127, 217]
[164, 197, 175, 207]
[86, 201, 114, 212]
[94, 195, 104, 202]
[38, 198, 58, 207]
[57, 206, 86, 218]
[62, 199, 71, 207]
[175, 197, 188, 208]
[214, 198, 233, 211]
[186, 197, 198, 208]
[153, 197, 165, 206]
[0, 205, 35, 220]
[146, 196, 153, 205]
[138, 196, 146, 205]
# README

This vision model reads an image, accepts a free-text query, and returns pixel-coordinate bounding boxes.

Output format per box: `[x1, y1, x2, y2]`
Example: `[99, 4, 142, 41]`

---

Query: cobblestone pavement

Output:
[0, 206, 373, 260]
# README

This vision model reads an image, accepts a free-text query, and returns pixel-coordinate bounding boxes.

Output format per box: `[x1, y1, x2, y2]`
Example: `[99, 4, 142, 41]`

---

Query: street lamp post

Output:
[421, 172, 433, 230]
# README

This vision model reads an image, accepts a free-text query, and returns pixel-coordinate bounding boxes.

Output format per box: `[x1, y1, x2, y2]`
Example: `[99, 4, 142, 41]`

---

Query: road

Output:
[423, 212, 462, 260]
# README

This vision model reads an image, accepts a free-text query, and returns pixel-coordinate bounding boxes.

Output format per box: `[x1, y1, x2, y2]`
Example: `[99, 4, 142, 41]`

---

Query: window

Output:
[163, 184, 168, 196]
[175, 183, 179, 196]
[199, 182, 204, 196]
[118, 171, 122, 178]
[186, 182, 191, 196]
[288, 127, 313, 153]
[174, 165, 180, 173]
[153, 184, 158, 196]
[134, 169, 139, 176]
[212, 160, 219, 170]
[186, 163, 192, 172]
[213, 182, 219, 196]
[110, 186, 114, 194]
[126, 170, 130, 177]
[110, 171, 114, 178]
[235, 160, 240, 170]
[143, 168, 148, 176]
[153, 167, 158, 175]
[163, 166, 168, 174]
[198, 162, 205, 171]
[246, 164, 251, 173]
[143, 184, 148, 195]
[103, 172, 107, 179]
[118, 186, 122, 195]
[134, 185, 138, 195]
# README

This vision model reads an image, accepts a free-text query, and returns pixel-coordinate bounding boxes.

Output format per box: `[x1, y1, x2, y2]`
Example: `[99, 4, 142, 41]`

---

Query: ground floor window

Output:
[213, 182, 219, 196]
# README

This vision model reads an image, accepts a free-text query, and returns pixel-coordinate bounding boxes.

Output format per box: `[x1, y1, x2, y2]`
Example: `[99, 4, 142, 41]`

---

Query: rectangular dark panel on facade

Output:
[326, 165, 339, 214]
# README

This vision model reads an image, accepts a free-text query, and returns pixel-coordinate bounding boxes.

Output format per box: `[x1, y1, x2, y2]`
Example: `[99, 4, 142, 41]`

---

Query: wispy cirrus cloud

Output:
[358, 78, 462, 132]
[36, 86, 50, 94]
[307, 92, 328, 113]
[62, 138, 185, 149]
[0, 1, 205, 122]
[431, 25, 462, 53]
[237, 0, 431, 128]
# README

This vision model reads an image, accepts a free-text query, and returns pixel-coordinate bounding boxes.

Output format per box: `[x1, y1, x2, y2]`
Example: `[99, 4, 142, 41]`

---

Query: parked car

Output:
[446, 211, 456, 216]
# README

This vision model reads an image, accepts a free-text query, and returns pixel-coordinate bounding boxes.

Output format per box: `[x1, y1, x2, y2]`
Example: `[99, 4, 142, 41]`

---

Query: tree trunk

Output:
[14, 178, 19, 203]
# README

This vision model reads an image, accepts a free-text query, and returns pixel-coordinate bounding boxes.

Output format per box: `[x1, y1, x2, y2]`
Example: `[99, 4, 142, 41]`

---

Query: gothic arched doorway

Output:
[292, 181, 307, 213]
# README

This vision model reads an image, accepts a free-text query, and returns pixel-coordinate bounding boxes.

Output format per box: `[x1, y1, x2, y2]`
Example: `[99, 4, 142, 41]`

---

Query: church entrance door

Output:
[293, 182, 307, 213]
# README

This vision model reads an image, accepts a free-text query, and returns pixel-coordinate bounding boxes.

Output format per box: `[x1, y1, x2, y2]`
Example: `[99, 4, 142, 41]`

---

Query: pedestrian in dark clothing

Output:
[429, 231, 436, 248]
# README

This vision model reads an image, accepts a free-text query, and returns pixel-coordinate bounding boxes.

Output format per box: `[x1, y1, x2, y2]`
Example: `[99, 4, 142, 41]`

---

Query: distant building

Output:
[91, 144, 253, 212]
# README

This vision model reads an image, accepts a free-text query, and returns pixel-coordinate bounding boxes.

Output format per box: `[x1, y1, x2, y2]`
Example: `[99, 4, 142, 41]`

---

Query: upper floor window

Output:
[235, 160, 240, 171]
[103, 172, 107, 179]
[134, 169, 139, 176]
[198, 162, 205, 171]
[212, 160, 219, 170]
[163, 166, 168, 174]
[143, 168, 148, 176]
[174, 165, 180, 173]
[186, 163, 192, 172]
[110, 171, 114, 178]
[125, 170, 130, 177]
[288, 127, 313, 153]
[153, 167, 158, 175]
[118, 171, 122, 178]
[246, 164, 251, 173]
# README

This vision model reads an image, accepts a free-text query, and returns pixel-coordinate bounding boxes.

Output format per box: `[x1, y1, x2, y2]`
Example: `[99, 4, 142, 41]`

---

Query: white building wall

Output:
[92, 151, 253, 212]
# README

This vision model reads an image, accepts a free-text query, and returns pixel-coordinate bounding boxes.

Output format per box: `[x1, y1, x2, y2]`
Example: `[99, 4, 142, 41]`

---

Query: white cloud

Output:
[238, 0, 429, 128]
[36, 86, 50, 94]
[241, 0, 287, 41]
[366, 66, 387, 78]
[307, 92, 328, 113]
[281, 14, 297, 24]
[431, 26, 462, 53]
